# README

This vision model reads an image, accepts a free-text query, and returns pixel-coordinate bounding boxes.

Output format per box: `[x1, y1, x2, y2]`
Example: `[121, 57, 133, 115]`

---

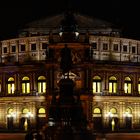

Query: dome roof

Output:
[19, 12, 121, 37]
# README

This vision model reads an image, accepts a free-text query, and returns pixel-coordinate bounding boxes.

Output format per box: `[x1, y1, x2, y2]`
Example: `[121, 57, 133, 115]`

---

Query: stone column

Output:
[119, 102, 125, 128]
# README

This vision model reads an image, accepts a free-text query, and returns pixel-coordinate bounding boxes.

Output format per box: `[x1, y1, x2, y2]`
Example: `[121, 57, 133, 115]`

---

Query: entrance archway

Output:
[93, 107, 102, 131]
[19, 108, 33, 131]
[124, 107, 132, 129]
[7, 108, 15, 130]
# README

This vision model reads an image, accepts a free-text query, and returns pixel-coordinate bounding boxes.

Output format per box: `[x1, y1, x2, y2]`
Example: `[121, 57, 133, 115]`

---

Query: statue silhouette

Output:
[60, 44, 73, 74]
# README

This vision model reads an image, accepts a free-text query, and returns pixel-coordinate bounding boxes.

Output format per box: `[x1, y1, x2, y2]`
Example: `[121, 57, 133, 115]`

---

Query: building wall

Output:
[0, 34, 140, 131]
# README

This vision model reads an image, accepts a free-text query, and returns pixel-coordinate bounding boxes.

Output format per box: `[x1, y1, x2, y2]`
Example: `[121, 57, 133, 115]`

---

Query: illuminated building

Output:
[0, 12, 140, 131]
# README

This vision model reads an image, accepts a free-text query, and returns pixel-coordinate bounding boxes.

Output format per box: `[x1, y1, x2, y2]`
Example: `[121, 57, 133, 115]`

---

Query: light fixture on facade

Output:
[25, 112, 34, 118]
[7, 112, 16, 118]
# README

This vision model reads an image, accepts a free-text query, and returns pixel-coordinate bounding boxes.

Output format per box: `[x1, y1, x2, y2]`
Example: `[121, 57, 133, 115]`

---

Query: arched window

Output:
[22, 77, 30, 94]
[138, 78, 140, 94]
[110, 108, 117, 114]
[7, 108, 16, 117]
[124, 107, 132, 129]
[93, 107, 102, 130]
[7, 108, 14, 114]
[38, 108, 46, 114]
[109, 76, 117, 93]
[22, 108, 29, 114]
[92, 76, 101, 93]
[124, 77, 132, 94]
[37, 76, 46, 93]
[7, 77, 15, 94]
[93, 108, 101, 114]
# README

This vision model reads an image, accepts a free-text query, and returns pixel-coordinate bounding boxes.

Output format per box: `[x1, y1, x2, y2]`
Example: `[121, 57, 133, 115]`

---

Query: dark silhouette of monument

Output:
[43, 44, 96, 140]
[60, 44, 73, 74]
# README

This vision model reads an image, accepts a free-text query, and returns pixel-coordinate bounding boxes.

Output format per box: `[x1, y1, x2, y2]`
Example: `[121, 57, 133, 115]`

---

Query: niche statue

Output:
[60, 44, 73, 74]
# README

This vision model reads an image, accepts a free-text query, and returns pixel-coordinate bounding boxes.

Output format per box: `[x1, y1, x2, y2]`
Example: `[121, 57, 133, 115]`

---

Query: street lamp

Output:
[24, 112, 34, 131]
[106, 112, 115, 131]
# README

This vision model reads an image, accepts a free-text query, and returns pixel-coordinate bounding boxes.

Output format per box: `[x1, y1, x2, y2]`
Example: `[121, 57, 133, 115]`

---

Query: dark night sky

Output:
[0, 0, 139, 40]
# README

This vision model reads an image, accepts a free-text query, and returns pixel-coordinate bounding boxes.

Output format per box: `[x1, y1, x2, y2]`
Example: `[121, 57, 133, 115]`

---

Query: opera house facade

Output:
[0, 12, 140, 131]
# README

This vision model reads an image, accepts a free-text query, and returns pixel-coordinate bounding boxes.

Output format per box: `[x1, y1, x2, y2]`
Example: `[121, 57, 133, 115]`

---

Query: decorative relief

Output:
[71, 50, 82, 64]
[10, 39, 17, 44]
[39, 37, 49, 42]
[19, 39, 27, 43]
[2, 41, 9, 46]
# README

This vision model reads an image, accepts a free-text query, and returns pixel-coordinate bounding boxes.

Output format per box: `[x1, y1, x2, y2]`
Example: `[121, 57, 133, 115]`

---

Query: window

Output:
[42, 43, 48, 50]
[93, 108, 101, 114]
[92, 76, 101, 93]
[138, 78, 140, 94]
[91, 43, 97, 49]
[110, 108, 117, 114]
[22, 76, 30, 94]
[103, 43, 108, 50]
[7, 108, 14, 114]
[22, 108, 29, 114]
[124, 77, 132, 94]
[11, 46, 16, 52]
[38, 108, 46, 114]
[31, 44, 36, 51]
[113, 44, 118, 51]
[7, 77, 15, 94]
[3, 47, 7, 53]
[132, 46, 136, 53]
[37, 76, 46, 93]
[20, 44, 25, 51]
[109, 76, 117, 93]
[123, 45, 127, 52]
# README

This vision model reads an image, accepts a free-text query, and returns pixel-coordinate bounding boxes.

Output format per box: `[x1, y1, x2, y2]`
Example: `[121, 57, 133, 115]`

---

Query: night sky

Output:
[0, 0, 139, 40]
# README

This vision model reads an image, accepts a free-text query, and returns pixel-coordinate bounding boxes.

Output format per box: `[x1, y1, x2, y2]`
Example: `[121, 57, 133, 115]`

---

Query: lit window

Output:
[110, 108, 117, 114]
[22, 108, 29, 114]
[93, 108, 101, 114]
[22, 77, 30, 94]
[7, 108, 13, 114]
[109, 76, 117, 93]
[37, 76, 46, 93]
[7, 77, 15, 94]
[92, 76, 101, 93]
[124, 77, 132, 94]
[138, 78, 140, 94]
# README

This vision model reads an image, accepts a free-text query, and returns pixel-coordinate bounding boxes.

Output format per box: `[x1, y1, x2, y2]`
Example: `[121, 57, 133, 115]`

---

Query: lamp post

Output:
[24, 112, 33, 131]
[106, 112, 115, 131]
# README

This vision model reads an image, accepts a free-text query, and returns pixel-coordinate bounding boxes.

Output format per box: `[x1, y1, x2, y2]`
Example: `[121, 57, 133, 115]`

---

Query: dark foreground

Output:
[0, 132, 140, 140]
